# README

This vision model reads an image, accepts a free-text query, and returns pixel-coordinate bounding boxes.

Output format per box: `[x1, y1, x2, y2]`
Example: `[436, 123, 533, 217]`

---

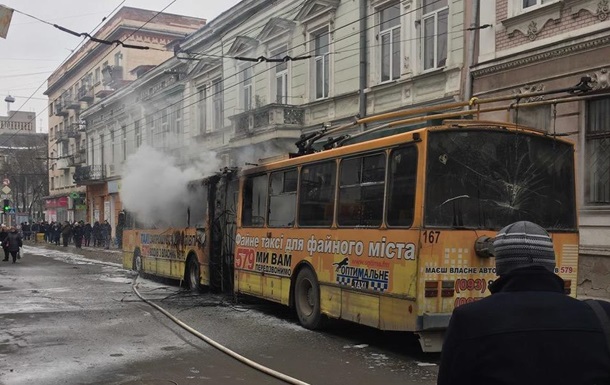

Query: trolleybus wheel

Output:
[186, 257, 201, 292]
[295, 268, 324, 329]
[133, 250, 143, 273]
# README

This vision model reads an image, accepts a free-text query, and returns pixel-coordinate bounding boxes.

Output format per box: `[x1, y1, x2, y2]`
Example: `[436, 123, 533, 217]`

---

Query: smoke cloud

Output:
[120, 145, 221, 227]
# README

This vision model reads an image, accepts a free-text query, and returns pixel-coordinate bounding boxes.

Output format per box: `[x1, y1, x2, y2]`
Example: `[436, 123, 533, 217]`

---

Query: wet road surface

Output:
[0, 245, 439, 384]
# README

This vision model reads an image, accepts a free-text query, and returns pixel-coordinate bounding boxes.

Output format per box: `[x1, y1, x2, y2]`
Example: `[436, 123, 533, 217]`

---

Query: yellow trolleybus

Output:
[124, 84, 595, 351]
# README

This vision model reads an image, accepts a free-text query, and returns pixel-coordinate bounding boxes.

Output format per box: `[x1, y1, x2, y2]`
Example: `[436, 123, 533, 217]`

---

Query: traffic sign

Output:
[1, 186, 10, 195]
[0, 193, 9, 200]
[2, 178, 9, 186]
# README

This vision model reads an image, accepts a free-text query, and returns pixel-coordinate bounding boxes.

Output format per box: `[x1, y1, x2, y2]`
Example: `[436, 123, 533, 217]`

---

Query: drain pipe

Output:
[359, 0, 367, 128]
[464, 0, 479, 102]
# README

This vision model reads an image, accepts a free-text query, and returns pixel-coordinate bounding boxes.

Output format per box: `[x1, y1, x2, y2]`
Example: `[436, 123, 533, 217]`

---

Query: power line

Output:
[0, 1, 126, 140]
[81, 0, 441, 158]
[10, 0, 446, 163]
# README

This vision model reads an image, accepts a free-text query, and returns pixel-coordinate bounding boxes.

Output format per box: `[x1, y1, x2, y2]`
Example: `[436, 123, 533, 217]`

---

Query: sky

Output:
[0, 0, 242, 132]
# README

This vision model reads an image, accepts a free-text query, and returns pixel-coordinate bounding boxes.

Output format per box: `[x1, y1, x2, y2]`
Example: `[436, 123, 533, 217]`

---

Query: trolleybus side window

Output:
[387, 146, 418, 227]
[269, 169, 297, 228]
[338, 153, 385, 227]
[242, 174, 268, 227]
[298, 161, 336, 227]
[187, 182, 209, 228]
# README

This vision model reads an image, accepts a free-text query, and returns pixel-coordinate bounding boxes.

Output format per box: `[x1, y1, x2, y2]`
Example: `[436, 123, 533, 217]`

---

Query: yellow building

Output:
[44, 6, 205, 229]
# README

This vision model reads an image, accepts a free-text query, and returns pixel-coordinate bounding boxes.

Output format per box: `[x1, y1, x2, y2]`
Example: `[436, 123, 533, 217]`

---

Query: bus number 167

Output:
[423, 230, 440, 244]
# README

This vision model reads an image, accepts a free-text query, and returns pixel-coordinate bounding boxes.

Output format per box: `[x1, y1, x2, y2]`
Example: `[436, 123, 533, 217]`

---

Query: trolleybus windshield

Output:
[425, 129, 576, 230]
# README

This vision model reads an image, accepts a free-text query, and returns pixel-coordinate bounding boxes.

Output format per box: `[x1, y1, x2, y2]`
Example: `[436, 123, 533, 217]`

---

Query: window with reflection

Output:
[269, 169, 297, 227]
[338, 153, 386, 227]
[387, 146, 418, 227]
[298, 161, 336, 226]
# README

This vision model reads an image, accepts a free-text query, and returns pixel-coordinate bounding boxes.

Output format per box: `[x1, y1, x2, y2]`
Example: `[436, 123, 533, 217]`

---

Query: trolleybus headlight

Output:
[475, 236, 495, 258]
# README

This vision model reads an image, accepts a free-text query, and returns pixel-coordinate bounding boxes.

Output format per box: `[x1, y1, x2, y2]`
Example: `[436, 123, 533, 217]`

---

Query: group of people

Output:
[27, 220, 113, 249]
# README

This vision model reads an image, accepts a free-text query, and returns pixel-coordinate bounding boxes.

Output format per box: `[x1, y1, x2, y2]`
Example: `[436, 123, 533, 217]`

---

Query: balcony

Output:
[57, 157, 73, 170]
[95, 88, 114, 99]
[73, 165, 105, 185]
[102, 65, 124, 87]
[54, 100, 69, 117]
[67, 128, 80, 138]
[77, 85, 94, 102]
[73, 149, 86, 165]
[56, 130, 70, 143]
[66, 96, 81, 110]
[230, 104, 305, 138]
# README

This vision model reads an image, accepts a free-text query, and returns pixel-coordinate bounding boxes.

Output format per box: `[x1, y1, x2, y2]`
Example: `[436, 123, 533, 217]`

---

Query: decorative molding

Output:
[513, 83, 546, 102]
[472, 35, 610, 77]
[294, 0, 340, 24]
[257, 18, 296, 44]
[569, 0, 610, 20]
[226, 36, 259, 56]
[502, 1, 563, 40]
[589, 67, 610, 89]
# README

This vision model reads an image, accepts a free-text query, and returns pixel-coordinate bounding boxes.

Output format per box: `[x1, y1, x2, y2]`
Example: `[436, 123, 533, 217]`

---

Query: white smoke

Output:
[120, 145, 221, 227]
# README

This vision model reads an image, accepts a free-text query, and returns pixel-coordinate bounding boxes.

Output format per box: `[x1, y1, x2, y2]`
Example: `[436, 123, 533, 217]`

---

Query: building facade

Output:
[473, 0, 610, 298]
[0, 109, 36, 134]
[44, 7, 205, 226]
[79, 0, 470, 238]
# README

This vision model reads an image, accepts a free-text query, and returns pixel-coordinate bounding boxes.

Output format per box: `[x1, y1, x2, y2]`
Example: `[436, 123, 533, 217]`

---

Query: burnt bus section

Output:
[425, 129, 576, 231]
[209, 170, 239, 293]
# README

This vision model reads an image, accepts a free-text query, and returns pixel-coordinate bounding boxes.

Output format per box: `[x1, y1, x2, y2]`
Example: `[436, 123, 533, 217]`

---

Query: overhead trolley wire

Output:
[76, 0, 442, 156]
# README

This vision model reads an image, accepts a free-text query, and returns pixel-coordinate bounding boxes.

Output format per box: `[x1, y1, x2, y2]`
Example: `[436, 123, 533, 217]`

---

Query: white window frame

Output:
[379, 3, 401, 83]
[197, 86, 207, 134]
[312, 26, 331, 100]
[270, 45, 290, 104]
[114, 52, 123, 67]
[109, 129, 115, 165]
[585, 97, 610, 205]
[519, 0, 556, 12]
[134, 119, 141, 149]
[239, 61, 254, 111]
[212, 78, 223, 130]
[421, 0, 448, 71]
[121, 126, 127, 161]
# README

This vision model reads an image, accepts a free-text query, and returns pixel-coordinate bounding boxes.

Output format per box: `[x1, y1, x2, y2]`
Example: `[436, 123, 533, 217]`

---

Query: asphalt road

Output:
[0, 245, 440, 385]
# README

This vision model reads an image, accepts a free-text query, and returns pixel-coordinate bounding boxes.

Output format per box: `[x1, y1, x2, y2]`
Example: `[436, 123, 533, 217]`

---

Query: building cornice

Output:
[45, 26, 185, 96]
[472, 34, 610, 78]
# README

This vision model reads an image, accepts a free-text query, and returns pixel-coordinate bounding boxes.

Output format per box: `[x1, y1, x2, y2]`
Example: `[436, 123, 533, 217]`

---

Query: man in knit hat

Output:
[438, 221, 610, 385]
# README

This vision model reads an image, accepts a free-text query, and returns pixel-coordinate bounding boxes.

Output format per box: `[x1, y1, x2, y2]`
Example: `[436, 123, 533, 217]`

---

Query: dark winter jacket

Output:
[4, 231, 22, 252]
[0, 230, 7, 249]
[61, 223, 72, 237]
[83, 223, 92, 238]
[438, 267, 610, 385]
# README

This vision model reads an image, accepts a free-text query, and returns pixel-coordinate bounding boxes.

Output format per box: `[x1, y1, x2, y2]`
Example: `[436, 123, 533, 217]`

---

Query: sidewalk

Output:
[24, 239, 124, 266]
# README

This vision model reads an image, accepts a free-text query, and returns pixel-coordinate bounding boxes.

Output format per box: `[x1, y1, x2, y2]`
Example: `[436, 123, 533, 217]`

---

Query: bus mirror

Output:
[475, 236, 495, 258]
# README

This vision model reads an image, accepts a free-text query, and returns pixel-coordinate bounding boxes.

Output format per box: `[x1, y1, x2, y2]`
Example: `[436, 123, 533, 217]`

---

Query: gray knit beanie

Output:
[493, 221, 556, 276]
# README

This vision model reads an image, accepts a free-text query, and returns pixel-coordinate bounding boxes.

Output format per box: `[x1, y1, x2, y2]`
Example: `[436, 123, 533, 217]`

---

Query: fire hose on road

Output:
[131, 275, 311, 385]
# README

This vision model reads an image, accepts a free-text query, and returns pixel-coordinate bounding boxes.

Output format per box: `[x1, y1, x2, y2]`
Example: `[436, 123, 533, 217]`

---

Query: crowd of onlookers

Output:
[21, 220, 113, 249]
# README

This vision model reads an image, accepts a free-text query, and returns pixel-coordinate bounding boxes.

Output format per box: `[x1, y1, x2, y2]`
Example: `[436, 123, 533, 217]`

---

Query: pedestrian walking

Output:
[102, 220, 112, 249]
[73, 222, 83, 248]
[52, 222, 61, 245]
[83, 222, 92, 247]
[92, 221, 101, 247]
[437, 221, 610, 385]
[0, 225, 9, 262]
[3, 227, 22, 263]
[61, 221, 72, 247]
